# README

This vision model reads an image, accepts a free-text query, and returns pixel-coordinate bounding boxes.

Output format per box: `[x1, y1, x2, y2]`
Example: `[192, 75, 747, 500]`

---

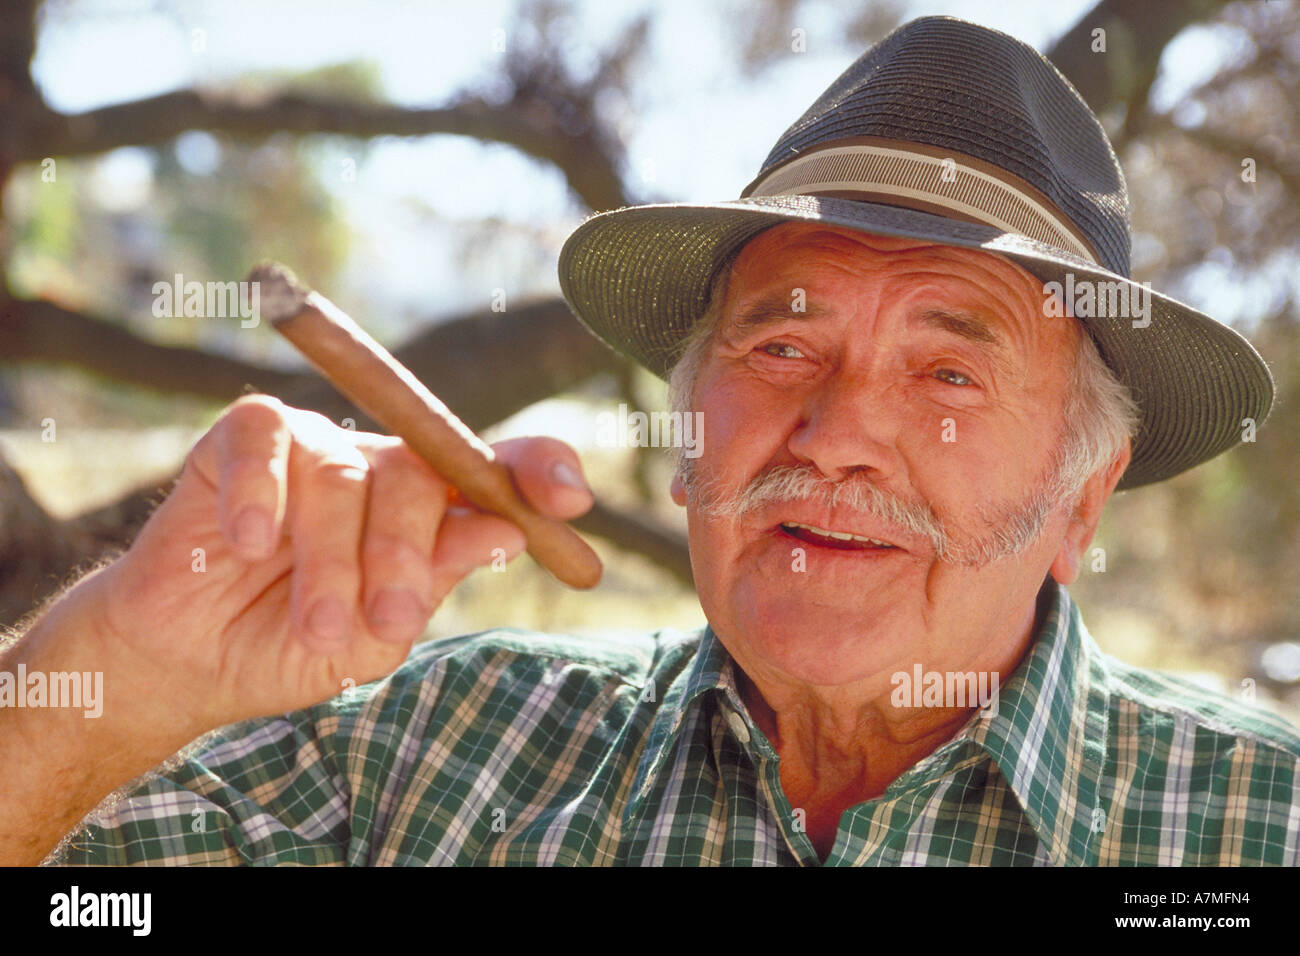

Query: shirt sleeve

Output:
[47, 701, 356, 866]
[41, 632, 486, 866]
[43, 629, 653, 866]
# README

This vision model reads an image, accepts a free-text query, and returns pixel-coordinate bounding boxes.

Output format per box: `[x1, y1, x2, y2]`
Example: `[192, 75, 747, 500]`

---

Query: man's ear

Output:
[670, 466, 687, 506]
[1049, 440, 1131, 585]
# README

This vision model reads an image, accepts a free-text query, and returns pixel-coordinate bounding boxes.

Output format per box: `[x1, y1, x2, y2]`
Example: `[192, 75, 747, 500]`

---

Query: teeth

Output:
[781, 522, 896, 548]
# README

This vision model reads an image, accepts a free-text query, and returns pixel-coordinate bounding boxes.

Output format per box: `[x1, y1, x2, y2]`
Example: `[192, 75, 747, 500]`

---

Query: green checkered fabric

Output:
[49, 584, 1300, 865]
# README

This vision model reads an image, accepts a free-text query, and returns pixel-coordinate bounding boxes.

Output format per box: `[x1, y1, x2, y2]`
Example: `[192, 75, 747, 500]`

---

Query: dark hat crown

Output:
[748, 16, 1131, 276]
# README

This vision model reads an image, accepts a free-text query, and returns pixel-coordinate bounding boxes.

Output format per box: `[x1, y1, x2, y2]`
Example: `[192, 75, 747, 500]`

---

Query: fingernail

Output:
[232, 506, 272, 553]
[550, 461, 589, 493]
[307, 596, 348, 644]
[368, 588, 426, 629]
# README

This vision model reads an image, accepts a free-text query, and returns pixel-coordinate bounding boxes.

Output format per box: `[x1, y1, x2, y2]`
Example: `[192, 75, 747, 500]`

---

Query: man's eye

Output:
[760, 342, 805, 359]
[933, 368, 972, 386]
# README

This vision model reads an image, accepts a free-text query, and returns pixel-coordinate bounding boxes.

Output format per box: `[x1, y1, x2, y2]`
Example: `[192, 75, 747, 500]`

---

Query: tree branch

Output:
[0, 295, 303, 400]
[0, 294, 629, 430]
[17, 90, 630, 211]
[1047, 0, 1227, 150]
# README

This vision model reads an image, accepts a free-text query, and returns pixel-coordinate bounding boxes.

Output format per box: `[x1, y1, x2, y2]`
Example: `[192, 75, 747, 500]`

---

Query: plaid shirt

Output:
[49, 583, 1300, 866]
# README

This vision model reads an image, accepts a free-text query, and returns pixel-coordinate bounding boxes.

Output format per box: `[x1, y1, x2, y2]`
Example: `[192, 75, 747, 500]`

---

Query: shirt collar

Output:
[964, 580, 1112, 866]
[625, 623, 741, 818]
[629, 581, 1111, 866]
[862, 580, 1113, 866]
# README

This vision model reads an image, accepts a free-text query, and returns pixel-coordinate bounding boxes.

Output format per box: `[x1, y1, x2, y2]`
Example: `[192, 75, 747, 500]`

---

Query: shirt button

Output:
[725, 710, 751, 745]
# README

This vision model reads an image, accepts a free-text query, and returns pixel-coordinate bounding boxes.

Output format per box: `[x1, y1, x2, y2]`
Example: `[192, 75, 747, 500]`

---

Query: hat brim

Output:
[557, 194, 1274, 490]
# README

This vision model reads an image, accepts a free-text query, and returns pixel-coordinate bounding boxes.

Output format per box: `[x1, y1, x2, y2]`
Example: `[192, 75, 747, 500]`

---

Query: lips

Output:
[778, 520, 900, 551]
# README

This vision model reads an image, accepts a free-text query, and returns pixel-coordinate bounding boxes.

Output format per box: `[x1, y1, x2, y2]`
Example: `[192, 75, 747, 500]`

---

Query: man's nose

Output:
[785, 364, 904, 482]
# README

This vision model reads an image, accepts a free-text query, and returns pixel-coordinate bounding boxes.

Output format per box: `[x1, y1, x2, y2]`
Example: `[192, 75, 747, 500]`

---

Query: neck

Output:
[735, 581, 1053, 856]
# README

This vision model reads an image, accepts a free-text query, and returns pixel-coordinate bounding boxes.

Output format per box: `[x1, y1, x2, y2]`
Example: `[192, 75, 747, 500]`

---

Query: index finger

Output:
[200, 395, 292, 561]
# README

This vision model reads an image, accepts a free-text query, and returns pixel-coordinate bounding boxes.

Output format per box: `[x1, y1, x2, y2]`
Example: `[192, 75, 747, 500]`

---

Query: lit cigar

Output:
[246, 261, 603, 590]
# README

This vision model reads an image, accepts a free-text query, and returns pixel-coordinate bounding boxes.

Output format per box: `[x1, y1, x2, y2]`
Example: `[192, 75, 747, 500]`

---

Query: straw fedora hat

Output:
[557, 16, 1273, 489]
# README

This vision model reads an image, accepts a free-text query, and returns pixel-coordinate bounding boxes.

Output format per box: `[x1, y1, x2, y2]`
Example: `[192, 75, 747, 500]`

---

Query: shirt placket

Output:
[833, 739, 977, 865]
[708, 690, 820, 865]
[719, 689, 985, 866]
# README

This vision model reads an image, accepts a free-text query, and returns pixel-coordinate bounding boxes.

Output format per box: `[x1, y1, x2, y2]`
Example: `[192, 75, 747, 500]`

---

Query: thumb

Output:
[491, 436, 594, 520]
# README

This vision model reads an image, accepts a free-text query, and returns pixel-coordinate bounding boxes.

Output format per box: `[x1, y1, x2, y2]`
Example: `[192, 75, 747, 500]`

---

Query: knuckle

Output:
[223, 455, 283, 489]
[354, 432, 403, 453]
[374, 443, 442, 490]
[284, 406, 368, 458]
[310, 457, 370, 489]
[363, 533, 431, 574]
[299, 556, 360, 591]
[364, 530, 423, 567]
[295, 407, 342, 433]
[286, 405, 352, 441]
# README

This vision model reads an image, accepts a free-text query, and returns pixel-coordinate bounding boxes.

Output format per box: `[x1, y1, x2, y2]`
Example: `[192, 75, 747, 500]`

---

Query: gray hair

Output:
[667, 262, 1138, 521]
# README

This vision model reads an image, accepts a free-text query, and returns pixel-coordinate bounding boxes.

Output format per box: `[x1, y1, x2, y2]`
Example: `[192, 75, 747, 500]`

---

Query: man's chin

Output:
[721, 600, 912, 689]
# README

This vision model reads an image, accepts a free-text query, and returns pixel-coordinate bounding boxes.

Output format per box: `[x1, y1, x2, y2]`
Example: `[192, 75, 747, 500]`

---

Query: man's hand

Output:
[96, 393, 595, 729]
[0, 393, 595, 864]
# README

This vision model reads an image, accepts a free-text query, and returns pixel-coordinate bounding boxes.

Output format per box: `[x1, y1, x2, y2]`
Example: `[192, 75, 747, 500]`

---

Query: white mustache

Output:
[678, 461, 1059, 566]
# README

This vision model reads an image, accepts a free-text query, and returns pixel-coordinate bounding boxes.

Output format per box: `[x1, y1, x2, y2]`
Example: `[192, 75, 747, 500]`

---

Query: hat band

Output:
[742, 140, 1100, 266]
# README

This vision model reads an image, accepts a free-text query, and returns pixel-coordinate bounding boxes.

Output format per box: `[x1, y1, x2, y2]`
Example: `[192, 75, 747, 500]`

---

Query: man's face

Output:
[671, 222, 1096, 692]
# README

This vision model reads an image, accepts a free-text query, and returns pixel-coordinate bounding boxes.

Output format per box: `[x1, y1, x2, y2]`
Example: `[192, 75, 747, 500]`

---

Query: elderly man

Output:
[3, 17, 1296, 866]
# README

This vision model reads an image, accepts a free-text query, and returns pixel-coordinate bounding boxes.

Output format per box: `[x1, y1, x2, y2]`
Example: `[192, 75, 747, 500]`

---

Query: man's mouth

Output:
[778, 521, 900, 552]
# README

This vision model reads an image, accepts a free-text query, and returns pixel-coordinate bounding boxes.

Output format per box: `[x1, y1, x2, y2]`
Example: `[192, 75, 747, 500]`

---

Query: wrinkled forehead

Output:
[718, 221, 1082, 370]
